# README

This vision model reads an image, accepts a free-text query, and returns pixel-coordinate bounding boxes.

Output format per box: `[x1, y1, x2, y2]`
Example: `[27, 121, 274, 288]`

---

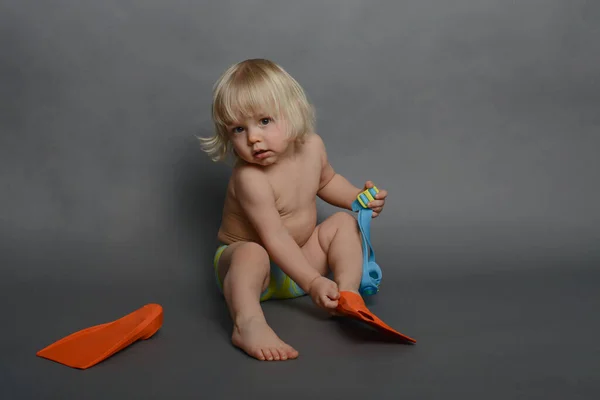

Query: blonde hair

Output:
[199, 59, 315, 162]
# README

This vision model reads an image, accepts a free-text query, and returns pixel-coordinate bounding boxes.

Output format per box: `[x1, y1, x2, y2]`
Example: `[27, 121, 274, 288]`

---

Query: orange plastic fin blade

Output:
[36, 303, 163, 369]
[336, 291, 416, 343]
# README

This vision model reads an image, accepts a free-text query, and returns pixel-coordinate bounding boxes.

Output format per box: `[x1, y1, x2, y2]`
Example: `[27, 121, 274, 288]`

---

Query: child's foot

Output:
[329, 288, 360, 317]
[232, 316, 299, 361]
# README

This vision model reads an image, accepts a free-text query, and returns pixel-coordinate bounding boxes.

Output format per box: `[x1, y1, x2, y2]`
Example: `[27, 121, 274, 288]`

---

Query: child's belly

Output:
[280, 206, 318, 246]
[217, 205, 317, 247]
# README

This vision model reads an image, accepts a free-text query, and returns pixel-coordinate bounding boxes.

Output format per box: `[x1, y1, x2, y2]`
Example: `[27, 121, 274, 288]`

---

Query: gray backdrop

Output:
[1, 0, 599, 399]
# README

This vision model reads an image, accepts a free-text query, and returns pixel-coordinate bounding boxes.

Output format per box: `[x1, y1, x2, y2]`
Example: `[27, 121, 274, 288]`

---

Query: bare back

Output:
[217, 133, 329, 247]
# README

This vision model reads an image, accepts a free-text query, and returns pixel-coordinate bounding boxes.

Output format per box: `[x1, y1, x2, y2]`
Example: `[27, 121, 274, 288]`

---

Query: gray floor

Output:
[2, 0, 600, 399]
[2, 228, 599, 399]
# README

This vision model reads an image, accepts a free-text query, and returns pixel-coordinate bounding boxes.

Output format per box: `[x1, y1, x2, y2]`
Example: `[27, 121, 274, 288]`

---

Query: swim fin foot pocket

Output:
[336, 291, 416, 344]
[36, 303, 163, 369]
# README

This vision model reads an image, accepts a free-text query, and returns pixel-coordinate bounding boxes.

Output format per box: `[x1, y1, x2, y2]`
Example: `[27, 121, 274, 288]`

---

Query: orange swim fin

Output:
[36, 303, 163, 369]
[336, 291, 416, 344]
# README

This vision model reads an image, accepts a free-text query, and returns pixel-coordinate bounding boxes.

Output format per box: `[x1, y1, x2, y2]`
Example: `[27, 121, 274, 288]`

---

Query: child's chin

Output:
[252, 155, 277, 165]
[256, 158, 276, 166]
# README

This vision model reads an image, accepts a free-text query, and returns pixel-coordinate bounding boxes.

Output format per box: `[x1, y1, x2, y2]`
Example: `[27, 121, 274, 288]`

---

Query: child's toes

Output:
[254, 348, 266, 361]
[278, 348, 288, 360]
[262, 348, 274, 361]
[284, 345, 299, 359]
[271, 347, 282, 360]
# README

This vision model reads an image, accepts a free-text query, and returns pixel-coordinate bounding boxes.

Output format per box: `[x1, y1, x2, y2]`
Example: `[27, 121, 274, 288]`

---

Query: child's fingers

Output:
[375, 189, 387, 199]
[368, 200, 385, 208]
[328, 281, 340, 298]
[319, 297, 329, 308]
[321, 291, 339, 307]
[322, 297, 338, 309]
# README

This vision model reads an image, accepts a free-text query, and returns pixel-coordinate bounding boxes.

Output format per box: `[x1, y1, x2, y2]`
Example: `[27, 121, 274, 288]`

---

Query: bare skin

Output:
[215, 115, 388, 361]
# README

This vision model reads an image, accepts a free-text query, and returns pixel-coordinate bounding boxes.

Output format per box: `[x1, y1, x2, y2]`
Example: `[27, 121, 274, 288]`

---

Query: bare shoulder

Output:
[303, 132, 335, 188]
[232, 164, 273, 200]
[301, 132, 328, 164]
[303, 131, 326, 151]
[231, 164, 274, 208]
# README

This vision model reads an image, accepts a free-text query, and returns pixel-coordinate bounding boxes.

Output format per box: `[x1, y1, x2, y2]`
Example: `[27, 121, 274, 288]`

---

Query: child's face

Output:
[226, 113, 291, 166]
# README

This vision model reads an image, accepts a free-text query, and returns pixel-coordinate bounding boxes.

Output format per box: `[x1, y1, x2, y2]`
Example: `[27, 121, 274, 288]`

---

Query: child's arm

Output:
[315, 136, 363, 210]
[233, 166, 322, 292]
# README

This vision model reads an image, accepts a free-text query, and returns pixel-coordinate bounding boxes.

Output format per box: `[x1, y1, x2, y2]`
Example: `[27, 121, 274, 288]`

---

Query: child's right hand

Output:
[307, 276, 340, 310]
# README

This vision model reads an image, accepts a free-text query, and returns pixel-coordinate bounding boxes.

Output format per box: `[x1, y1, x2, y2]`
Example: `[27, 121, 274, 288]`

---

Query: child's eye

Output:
[260, 118, 270, 125]
[232, 127, 244, 133]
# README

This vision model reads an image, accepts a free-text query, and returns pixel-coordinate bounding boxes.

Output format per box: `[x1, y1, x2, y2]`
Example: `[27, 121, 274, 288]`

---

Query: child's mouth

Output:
[254, 149, 270, 158]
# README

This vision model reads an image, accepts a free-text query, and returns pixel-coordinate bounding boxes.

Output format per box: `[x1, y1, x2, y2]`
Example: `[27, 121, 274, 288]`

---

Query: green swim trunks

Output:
[213, 244, 306, 301]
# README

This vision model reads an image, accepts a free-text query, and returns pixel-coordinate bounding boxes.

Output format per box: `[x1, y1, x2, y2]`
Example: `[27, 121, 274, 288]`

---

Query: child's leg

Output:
[301, 212, 363, 293]
[216, 241, 299, 361]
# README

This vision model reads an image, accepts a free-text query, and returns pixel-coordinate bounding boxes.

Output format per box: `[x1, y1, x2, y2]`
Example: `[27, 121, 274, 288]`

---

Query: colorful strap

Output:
[351, 186, 382, 295]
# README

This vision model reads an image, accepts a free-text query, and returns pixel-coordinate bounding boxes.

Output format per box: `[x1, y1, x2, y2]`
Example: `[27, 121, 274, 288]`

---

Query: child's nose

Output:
[247, 127, 262, 143]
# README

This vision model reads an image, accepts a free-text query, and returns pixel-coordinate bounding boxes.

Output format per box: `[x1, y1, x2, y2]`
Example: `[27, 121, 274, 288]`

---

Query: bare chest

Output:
[269, 157, 321, 215]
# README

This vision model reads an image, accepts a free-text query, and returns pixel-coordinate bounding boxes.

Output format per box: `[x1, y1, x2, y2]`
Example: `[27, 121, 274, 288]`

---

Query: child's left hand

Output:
[363, 180, 387, 218]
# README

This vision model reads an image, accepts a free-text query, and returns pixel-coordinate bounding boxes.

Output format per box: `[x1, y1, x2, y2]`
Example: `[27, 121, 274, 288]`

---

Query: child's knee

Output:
[229, 242, 271, 285]
[331, 211, 358, 231]
[317, 212, 358, 248]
